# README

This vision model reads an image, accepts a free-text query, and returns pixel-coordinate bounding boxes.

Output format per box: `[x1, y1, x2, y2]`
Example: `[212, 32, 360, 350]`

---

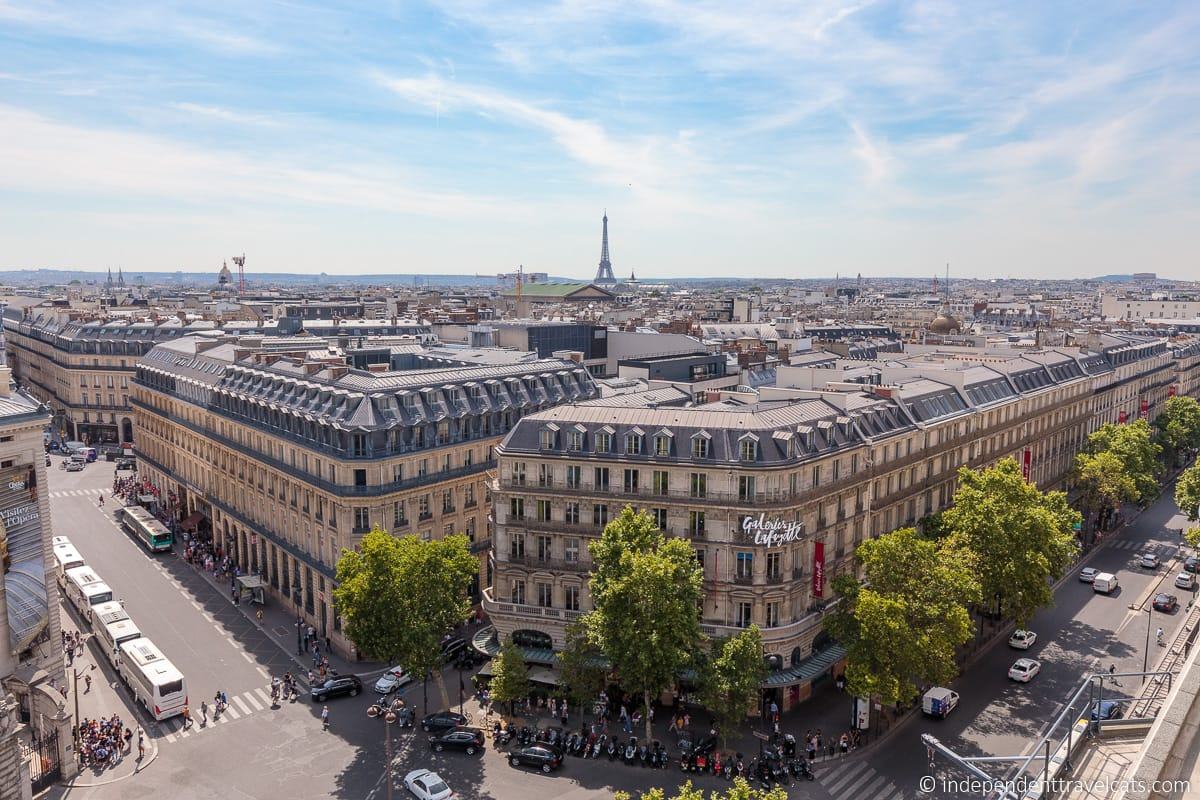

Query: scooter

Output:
[735, 754, 745, 779]
[623, 737, 637, 765]
[638, 743, 649, 765]
[607, 737, 618, 761]
[712, 752, 723, 778]
[724, 754, 735, 780]
[789, 758, 815, 781]
[591, 734, 605, 758]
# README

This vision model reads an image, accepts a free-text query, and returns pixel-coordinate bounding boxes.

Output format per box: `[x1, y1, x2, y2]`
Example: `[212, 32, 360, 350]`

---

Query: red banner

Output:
[1022, 447, 1032, 481]
[813, 541, 825, 597]
[1118, 410, 1128, 424]
[1169, 385, 1178, 398]
[1140, 398, 1149, 419]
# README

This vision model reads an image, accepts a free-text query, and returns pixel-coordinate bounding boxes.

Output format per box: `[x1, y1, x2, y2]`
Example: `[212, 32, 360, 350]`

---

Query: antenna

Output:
[232, 253, 246, 296]
[516, 264, 523, 304]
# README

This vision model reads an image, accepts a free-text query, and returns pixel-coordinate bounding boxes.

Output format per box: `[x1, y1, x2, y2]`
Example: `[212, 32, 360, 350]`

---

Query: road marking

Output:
[867, 783, 902, 800]
[254, 687, 273, 707]
[826, 761, 869, 794]
[857, 773, 889, 799]
[191, 601, 202, 611]
[256, 667, 270, 680]
[244, 691, 264, 712]
[233, 695, 253, 715]
[222, 705, 241, 720]
[241, 651, 254, 663]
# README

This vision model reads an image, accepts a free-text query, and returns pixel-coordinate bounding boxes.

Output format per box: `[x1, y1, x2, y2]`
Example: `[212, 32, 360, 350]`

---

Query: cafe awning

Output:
[180, 511, 206, 531]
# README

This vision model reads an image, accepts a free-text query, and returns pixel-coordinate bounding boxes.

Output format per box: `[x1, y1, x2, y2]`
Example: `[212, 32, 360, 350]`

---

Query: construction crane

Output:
[484, 266, 524, 302]
[232, 254, 246, 296]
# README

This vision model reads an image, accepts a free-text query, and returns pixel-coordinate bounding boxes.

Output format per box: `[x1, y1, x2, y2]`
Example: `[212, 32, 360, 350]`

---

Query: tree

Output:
[556, 621, 607, 718]
[585, 506, 704, 741]
[334, 527, 477, 714]
[488, 640, 530, 718]
[699, 626, 767, 747]
[942, 459, 1079, 626]
[1074, 450, 1139, 530]
[825, 527, 980, 706]
[1177, 464, 1200, 522]
[1085, 420, 1162, 504]
[1155, 396, 1200, 462]
[615, 778, 788, 800]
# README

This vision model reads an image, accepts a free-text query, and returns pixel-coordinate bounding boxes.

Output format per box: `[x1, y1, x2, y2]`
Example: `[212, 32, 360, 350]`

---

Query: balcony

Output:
[699, 599, 840, 643]
[418, 511, 433, 522]
[469, 537, 491, 554]
[481, 587, 584, 622]
[733, 574, 754, 586]
[765, 572, 785, 585]
[504, 554, 591, 573]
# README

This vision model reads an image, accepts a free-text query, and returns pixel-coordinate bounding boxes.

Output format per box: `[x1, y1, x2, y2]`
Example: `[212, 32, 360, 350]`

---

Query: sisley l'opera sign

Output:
[741, 514, 805, 547]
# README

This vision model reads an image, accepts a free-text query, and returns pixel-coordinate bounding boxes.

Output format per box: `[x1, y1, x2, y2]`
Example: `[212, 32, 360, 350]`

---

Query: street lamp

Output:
[368, 704, 397, 800]
[1143, 605, 1154, 673]
[71, 664, 96, 746]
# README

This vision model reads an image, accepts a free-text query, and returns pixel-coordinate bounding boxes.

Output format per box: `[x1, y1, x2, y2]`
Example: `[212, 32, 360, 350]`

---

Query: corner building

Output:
[132, 335, 596, 659]
[485, 338, 1175, 709]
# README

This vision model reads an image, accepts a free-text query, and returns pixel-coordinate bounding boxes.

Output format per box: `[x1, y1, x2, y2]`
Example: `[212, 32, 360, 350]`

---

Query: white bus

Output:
[92, 603, 142, 668]
[117, 638, 186, 721]
[52, 535, 72, 548]
[53, 545, 86, 586]
[62, 566, 114, 620]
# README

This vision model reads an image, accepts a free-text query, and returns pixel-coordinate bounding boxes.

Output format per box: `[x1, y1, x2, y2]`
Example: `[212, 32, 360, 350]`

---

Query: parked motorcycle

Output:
[623, 737, 637, 765]
[789, 758, 815, 781]
[607, 736, 618, 761]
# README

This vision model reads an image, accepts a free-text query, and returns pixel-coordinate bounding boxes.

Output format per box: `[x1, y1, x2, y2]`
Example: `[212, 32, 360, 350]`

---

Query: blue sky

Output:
[1, 1, 1197, 280]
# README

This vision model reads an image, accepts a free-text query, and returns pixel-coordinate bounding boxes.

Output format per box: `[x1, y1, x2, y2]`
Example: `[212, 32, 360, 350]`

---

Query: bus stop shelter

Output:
[235, 575, 266, 605]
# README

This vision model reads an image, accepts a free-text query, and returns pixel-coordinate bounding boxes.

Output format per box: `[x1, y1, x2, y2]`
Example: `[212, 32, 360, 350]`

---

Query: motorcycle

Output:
[638, 743, 649, 766]
[735, 754, 745, 779]
[724, 755, 735, 780]
[712, 752, 723, 778]
[623, 737, 637, 765]
[592, 734, 605, 758]
[789, 758, 815, 781]
[607, 737, 618, 761]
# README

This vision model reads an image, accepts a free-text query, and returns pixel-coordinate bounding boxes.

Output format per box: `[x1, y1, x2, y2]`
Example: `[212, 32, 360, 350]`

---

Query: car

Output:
[1089, 700, 1123, 721]
[1079, 567, 1099, 583]
[403, 769, 453, 800]
[310, 674, 363, 702]
[439, 636, 467, 662]
[420, 711, 469, 733]
[115, 458, 136, 471]
[374, 666, 413, 694]
[1185, 556, 1200, 574]
[509, 743, 564, 773]
[1153, 593, 1179, 612]
[1139, 553, 1160, 569]
[65, 461, 84, 472]
[428, 727, 485, 754]
[1009, 629, 1038, 650]
[1175, 572, 1196, 590]
[1008, 658, 1042, 682]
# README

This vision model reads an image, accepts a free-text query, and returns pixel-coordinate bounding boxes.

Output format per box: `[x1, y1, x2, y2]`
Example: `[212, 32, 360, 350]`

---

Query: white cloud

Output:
[172, 102, 282, 127]
[850, 121, 892, 185]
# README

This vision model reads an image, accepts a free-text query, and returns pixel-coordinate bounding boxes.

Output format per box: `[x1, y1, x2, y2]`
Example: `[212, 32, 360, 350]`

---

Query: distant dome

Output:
[218, 261, 233, 285]
[928, 310, 961, 334]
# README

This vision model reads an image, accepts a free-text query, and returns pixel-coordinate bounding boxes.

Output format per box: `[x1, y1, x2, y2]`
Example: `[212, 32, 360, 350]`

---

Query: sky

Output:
[1, 1, 1198, 281]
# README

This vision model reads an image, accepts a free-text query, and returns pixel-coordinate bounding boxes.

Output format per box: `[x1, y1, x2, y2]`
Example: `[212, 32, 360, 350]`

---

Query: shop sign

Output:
[813, 541, 825, 596]
[741, 514, 805, 547]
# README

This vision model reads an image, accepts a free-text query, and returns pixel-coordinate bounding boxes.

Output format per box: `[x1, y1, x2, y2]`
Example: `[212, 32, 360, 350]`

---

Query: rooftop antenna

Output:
[516, 264, 524, 304]
[232, 253, 246, 296]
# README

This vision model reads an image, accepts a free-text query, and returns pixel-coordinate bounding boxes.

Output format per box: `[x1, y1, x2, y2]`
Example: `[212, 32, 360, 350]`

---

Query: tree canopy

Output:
[615, 778, 788, 800]
[585, 506, 704, 740]
[1155, 396, 1200, 461]
[556, 621, 607, 717]
[1177, 463, 1200, 522]
[699, 625, 767, 747]
[825, 527, 980, 706]
[488, 640, 531, 717]
[943, 458, 1079, 626]
[1074, 449, 1139, 521]
[1085, 420, 1162, 504]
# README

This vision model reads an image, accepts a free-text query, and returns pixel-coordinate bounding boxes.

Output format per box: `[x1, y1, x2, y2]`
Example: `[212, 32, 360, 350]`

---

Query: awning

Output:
[180, 511, 206, 531]
[477, 661, 559, 687]
[137, 493, 156, 504]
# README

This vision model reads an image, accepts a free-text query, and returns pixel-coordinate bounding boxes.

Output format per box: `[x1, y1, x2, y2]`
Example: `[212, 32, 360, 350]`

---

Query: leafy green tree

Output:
[825, 527, 980, 706]
[1074, 450, 1139, 531]
[1085, 420, 1162, 504]
[943, 458, 1079, 626]
[556, 621, 607, 718]
[488, 640, 531, 717]
[1177, 464, 1200, 522]
[334, 527, 477, 713]
[615, 778, 788, 800]
[1155, 396, 1200, 462]
[585, 507, 704, 741]
[699, 626, 767, 747]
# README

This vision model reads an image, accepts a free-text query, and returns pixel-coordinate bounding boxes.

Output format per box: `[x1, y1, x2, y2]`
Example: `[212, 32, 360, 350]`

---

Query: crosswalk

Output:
[160, 686, 280, 742]
[48, 488, 105, 499]
[818, 759, 905, 800]
[1108, 539, 1166, 552]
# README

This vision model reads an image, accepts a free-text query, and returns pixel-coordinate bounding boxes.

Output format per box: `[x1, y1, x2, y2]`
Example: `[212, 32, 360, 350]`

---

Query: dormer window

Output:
[539, 429, 556, 449]
[569, 430, 584, 451]
[595, 431, 612, 452]
[654, 435, 671, 457]
[691, 432, 711, 459]
[739, 435, 759, 462]
[625, 432, 643, 455]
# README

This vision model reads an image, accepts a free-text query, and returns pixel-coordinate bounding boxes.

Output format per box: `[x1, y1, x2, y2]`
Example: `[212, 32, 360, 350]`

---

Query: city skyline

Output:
[1, 2, 1198, 280]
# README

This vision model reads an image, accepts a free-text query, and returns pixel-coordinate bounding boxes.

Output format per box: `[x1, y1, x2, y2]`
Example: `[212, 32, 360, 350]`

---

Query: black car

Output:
[429, 727, 485, 754]
[115, 458, 137, 471]
[439, 636, 467, 662]
[509, 744, 564, 773]
[1153, 592, 1179, 612]
[310, 675, 363, 702]
[1186, 556, 1200, 574]
[421, 711, 469, 733]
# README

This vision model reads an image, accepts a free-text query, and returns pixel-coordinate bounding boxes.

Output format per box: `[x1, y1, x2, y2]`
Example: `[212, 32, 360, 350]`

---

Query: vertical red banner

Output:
[1139, 398, 1149, 419]
[813, 541, 825, 597]
[1169, 385, 1177, 398]
[1118, 410, 1128, 424]
[1022, 447, 1032, 481]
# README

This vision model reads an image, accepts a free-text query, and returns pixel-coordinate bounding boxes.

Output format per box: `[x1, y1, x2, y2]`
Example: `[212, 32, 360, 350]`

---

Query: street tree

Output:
[556, 621, 607, 718]
[1074, 450, 1139, 531]
[615, 778, 788, 800]
[943, 458, 1079, 626]
[1176, 463, 1200, 522]
[1155, 396, 1200, 462]
[699, 625, 767, 747]
[825, 527, 980, 706]
[585, 506, 704, 741]
[333, 527, 477, 714]
[1085, 420, 1162, 504]
[488, 640, 531, 718]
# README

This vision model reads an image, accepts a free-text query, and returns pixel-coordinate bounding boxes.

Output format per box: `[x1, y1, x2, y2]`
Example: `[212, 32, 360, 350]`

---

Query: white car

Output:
[1009, 630, 1037, 650]
[374, 666, 412, 694]
[1139, 553, 1160, 569]
[1008, 658, 1042, 683]
[1079, 567, 1098, 583]
[1175, 572, 1197, 590]
[404, 769, 453, 800]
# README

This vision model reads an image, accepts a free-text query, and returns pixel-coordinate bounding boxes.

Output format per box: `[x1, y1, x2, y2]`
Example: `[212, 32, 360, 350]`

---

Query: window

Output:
[536, 499, 552, 522]
[689, 473, 708, 499]
[812, 465, 821, 488]
[735, 551, 754, 579]
[464, 485, 475, 507]
[593, 504, 609, 527]
[510, 580, 526, 605]
[512, 462, 526, 485]
[652, 508, 667, 529]
[565, 585, 580, 611]
[654, 435, 671, 457]
[393, 501, 407, 528]
[565, 502, 580, 524]
[567, 465, 581, 489]
[692, 436, 710, 459]
[595, 432, 611, 452]
[537, 464, 550, 487]
[536, 535, 552, 560]
[354, 507, 370, 532]
[652, 470, 669, 495]
[419, 494, 431, 519]
[564, 538, 580, 563]
[739, 438, 758, 461]
[766, 601, 781, 628]
[569, 430, 584, 451]
[623, 468, 639, 493]
[625, 434, 642, 455]
[594, 467, 610, 491]
[537, 583, 553, 608]
[688, 510, 706, 537]
[738, 475, 755, 502]
[509, 497, 525, 521]
[354, 469, 367, 487]
[736, 602, 753, 628]
[510, 533, 525, 558]
[442, 489, 455, 513]
[766, 551, 781, 580]
[539, 429, 556, 449]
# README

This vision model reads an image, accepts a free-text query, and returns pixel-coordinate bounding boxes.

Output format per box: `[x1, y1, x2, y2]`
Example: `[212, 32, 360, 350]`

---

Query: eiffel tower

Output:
[593, 212, 617, 286]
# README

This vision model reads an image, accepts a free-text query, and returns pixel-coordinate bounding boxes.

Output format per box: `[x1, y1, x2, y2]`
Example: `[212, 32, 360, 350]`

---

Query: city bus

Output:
[116, 638, 186, 721]
[119, 506, 173, 553]
[62, 566, 114, 621]
[92, 603, 142, 668]
[53, 545, 86, 586]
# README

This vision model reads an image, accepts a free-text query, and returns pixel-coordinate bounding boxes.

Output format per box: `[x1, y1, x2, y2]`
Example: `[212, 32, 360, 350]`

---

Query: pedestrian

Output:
[321, 705, 330, 731]
[200, 701, 208, 724]
[85, 674, 92, 693]
[137, 728, 145, 760]
[182, 704, 192, 730]
[256, 608, 264, 622]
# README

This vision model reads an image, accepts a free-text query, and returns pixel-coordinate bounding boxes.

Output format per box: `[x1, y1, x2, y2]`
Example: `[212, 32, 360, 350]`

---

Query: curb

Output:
[62, 733, 159, 788]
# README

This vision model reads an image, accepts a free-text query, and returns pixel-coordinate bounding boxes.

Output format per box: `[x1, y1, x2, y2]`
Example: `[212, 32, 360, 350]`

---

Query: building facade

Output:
[131, 335, 596, 658]
[484, 339, 1175, 710]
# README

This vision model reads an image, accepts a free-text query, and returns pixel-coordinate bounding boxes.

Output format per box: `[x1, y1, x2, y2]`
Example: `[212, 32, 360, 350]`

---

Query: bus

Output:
[63, 566, 114, 620]
[53, 545, 86, 586]
[120, 506, 173, 553]
[92, 602, 142, 668]
[117, 638, 186, 721]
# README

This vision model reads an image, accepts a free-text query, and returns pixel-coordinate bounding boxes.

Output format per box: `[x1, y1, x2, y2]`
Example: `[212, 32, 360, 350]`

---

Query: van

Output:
[922, 687, 959, 718]
[1093, 572, 1119, 594]
[82, 447, 98, 462]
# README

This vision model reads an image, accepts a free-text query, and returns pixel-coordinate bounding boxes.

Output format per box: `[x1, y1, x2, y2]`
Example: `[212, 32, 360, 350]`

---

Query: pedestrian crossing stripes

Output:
[160, 687, 280, 742]
[1109, 539, 1164, 551]
[48, 488, 105, 499]
[819, 760, 904, 800]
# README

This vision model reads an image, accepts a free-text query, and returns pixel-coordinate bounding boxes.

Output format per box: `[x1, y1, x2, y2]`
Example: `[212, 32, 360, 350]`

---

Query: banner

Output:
[1139, 398, 1149, 419]
[813, 540, 825, 597]
[1022, 447, 1032, 481]
[1118, 410, 1128, 424]
[1, 463, 49, 654]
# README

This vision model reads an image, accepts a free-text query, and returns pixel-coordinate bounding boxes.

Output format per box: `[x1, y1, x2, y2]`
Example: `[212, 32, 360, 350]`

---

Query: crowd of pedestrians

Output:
[61, 629, 84, 665]
[75, 715, 134, 771]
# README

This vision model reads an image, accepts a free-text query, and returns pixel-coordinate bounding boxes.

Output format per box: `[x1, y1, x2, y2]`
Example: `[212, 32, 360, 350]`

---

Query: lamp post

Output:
[1143, 605, 1153, 673]
[368, 704, 397, 800]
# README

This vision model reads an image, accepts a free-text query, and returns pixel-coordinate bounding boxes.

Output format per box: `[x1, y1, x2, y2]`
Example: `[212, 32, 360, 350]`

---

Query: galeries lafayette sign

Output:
[741, 514, 805, 547]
